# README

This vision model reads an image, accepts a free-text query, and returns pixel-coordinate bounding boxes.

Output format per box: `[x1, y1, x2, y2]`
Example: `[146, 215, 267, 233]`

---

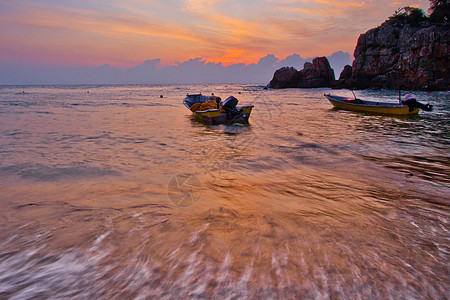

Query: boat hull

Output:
[193, 106, 254, 124]
[325, 94, 420, 115]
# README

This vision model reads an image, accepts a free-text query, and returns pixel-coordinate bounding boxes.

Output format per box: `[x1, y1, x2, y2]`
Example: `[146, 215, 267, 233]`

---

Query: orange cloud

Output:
[0, 0, 431, 68]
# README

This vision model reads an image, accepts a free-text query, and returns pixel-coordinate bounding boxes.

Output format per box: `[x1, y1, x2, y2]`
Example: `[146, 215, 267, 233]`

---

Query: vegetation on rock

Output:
[387, 7, 428, 26]
[429, 0, 449, 24]
[387, 1, 448, 25]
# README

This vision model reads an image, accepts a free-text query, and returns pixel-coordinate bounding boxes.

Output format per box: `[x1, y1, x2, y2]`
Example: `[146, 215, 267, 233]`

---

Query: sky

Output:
[0, 0, 430, 83]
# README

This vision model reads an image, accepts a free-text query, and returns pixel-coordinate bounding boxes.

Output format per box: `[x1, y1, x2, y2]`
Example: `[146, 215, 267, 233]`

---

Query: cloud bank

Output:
[0, 52, 351, 85]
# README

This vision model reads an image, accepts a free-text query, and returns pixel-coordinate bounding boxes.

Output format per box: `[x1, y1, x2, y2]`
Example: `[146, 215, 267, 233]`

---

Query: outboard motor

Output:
[401, 93, 433, 112]
[222, 96, 244, 121]
[222, 96, 239, 111]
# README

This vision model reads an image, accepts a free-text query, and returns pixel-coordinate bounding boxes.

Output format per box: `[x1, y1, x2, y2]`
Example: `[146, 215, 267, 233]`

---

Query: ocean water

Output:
[0, 84, 448, 299]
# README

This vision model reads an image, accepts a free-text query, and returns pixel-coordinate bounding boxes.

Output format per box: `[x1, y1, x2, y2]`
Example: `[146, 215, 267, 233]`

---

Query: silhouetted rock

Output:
[336, 65, 352, 88]
[269, 57, 335, 88]
[344, 21, 449, 91]
[339, 65, 352, 81]
[269, 67, 298, 88]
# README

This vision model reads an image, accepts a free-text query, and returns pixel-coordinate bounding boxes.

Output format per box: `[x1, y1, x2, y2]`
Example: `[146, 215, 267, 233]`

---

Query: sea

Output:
[0, 84, 448, 299]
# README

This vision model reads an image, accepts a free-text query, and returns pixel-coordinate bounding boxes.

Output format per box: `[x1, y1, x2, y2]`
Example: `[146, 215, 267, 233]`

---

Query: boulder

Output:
[269, 67, 298, 89]
[339, 65, 353, 81]
[269, 57, 335, 88]
[336, 65, 353, 88]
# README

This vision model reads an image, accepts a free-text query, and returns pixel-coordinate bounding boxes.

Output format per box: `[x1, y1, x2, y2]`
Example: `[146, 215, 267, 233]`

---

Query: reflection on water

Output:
[0, 85, 448, 298]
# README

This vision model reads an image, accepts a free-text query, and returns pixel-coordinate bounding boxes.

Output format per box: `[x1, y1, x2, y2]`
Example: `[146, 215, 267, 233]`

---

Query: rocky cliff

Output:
[269, 57, 335, 89]
[341, 22, 449, 91]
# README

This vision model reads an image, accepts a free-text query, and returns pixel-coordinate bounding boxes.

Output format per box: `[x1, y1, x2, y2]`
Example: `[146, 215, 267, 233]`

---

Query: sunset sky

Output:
[0, 0, 430, 68]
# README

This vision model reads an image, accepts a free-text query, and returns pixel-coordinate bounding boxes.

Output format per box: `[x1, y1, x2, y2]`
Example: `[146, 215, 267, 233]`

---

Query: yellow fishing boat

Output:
[324, 94, 420, 115]
[184, 93, 254, 124]
[192, 105, 254, 122]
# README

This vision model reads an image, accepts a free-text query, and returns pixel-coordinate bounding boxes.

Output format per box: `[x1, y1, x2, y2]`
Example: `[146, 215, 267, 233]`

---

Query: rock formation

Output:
[338, 65, 352, 86]
[340, 21, 449, 91]
[269, 7, 449, 91]
[269, 57, 335, 89]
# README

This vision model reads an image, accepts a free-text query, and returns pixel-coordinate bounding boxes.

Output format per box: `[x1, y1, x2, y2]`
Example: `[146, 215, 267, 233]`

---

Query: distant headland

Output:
[270, 4, 449, 91]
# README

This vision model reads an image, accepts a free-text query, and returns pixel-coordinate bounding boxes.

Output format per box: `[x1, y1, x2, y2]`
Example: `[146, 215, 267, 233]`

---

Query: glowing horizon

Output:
[0, 0, 430, 68]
